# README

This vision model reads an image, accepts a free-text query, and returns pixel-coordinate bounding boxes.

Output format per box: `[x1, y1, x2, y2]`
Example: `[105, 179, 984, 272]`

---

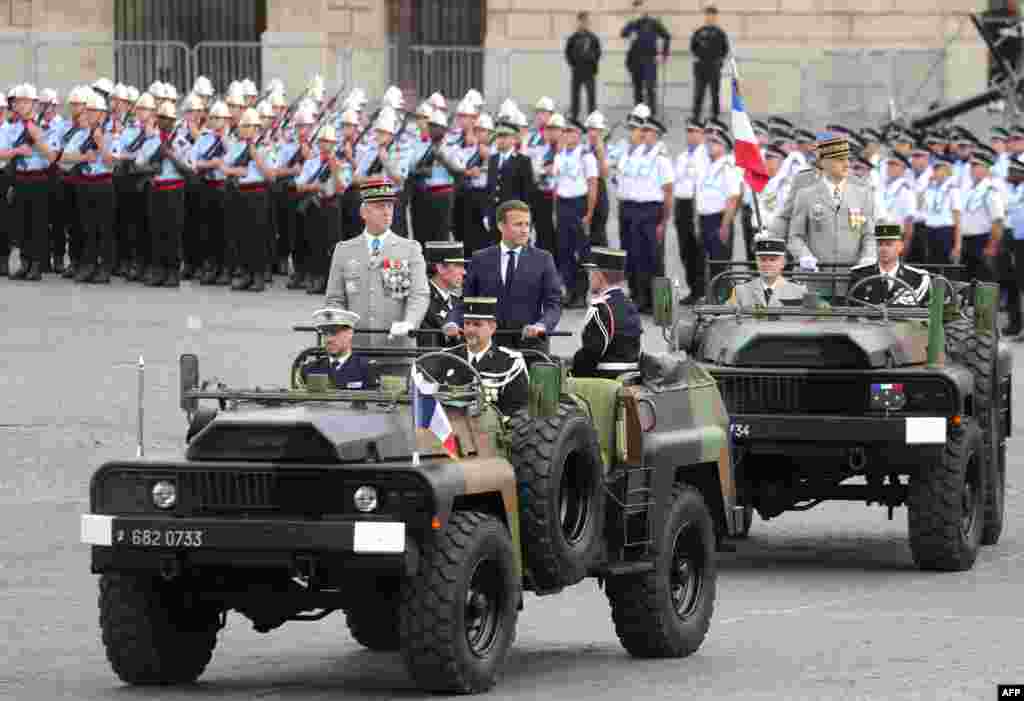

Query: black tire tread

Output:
[605, 483, 716, 658]
[399, 511, 519, 694]
[965, 330, 1004, 545]
[99, 573, 218, 685]
[907, 423, 984, 571]
[508, 403, 604, 590]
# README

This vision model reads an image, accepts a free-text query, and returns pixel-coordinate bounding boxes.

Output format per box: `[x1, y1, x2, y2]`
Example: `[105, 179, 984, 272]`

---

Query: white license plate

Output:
[353, 521, 405, 553]
[905, 417, 947, 445]
[81, 514, 113, 546]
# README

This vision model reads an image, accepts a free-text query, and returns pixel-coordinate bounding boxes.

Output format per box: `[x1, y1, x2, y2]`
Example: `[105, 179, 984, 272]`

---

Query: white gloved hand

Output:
[389, 321, 413, 339]
[799, 255, 819, 272]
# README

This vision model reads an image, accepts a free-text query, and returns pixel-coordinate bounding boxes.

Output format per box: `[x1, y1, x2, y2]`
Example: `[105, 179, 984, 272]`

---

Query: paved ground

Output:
[2, 275, 1022, 701]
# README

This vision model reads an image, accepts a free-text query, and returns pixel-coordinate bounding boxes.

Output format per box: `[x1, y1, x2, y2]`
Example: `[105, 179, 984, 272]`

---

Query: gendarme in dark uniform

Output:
[572, 247, 643, 379]
[442, 297, 529, 416]
[848, 224, 931, 306]
[421, 240, 467, 347]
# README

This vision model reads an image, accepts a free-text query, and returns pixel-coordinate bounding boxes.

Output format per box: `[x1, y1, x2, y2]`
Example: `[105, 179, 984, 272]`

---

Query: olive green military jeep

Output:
[81, 326, 746, 694]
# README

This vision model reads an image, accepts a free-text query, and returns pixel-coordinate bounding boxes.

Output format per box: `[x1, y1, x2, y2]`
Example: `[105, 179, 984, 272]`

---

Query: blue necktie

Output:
[505, 250, 517, 293]
[371, 238, 381, 257]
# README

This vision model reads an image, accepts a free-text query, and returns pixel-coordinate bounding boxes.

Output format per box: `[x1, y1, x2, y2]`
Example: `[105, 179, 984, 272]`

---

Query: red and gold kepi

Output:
[360, 176, 397, 203]
[816, 132, 850, 160]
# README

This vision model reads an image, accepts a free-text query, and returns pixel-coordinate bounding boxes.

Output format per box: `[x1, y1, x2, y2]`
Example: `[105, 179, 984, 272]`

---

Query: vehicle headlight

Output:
[353, 485, 378, 513]
[151, 480, 178, 510]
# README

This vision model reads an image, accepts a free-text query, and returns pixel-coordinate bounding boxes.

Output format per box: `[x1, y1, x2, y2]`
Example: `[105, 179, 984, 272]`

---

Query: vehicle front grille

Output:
[179, 471, 277, 511]
[712, 373, 867, 415]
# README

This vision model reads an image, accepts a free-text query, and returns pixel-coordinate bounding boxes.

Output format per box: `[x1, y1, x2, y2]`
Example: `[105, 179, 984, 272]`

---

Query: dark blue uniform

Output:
[301, 353, 375, 389]
[572, 287, 643, 378]
[621, 14, 671, 115]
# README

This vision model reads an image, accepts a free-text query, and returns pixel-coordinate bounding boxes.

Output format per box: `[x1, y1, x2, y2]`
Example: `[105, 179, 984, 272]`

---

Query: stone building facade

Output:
[0, 0, 994, 122]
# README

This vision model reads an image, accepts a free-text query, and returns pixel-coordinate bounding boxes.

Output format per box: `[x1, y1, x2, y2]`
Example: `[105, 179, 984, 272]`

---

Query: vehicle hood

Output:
[698, 317, 930, 369]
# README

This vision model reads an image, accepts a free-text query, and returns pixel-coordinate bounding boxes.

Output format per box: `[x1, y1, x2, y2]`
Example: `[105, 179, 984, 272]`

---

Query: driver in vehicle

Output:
[848, 224, 930, 306]
[727, 232, 807, 307]
[301, 307, 376, 389]
[571, 246, 643, 379]
[439, 297, 529, 415]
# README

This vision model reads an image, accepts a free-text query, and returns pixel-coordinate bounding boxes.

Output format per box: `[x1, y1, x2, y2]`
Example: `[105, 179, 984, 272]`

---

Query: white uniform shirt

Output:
[910, 166, 932, 222]
[553, 145, 598, 199]
[960, 177, 1006, 237]
[617, 144, 673, 203]
[696, 156, 742, 215]
[880, 177, 917, 225]
[673, 143, 708, 200]
[778, 149, 807, 182]
[923, 180, 961, 229]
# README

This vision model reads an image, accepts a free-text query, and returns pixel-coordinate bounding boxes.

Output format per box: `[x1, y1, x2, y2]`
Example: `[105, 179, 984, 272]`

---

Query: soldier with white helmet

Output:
[73, 90, 117, 283]
[336, 108, 364, 240]
[294, 124, 350, 294]
[4, 83, 55, 281]
[178, 93, 207, 280]
[221, 107, 275, 291]
[276, 107, 316, 289]
[408, 108, 466, 244]
[225, 88, 247, 135]
[192, 76, 215, 108]
[191, 100, 232, 284]
[111, 91, 158, 280]
[48, 87, 91, 278]
[460, 112, 495, 257]
[241, 78, 259, 107]
[530, 105, 562, 254]
[584, 110, 612, 248]
[135, 100, 192, 287]
[450, 97, 481, 243]
[353, 107, 413, 237]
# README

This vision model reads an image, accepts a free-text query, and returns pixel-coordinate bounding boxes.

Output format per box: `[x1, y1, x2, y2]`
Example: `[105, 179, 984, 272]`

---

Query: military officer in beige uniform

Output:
[787, 132, 877, 296]
[325, 176, 430, 348]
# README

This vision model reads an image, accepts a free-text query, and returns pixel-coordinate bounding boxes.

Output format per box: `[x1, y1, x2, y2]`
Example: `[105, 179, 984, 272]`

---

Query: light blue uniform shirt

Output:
[190, 131, 227, 180]
[82, 127, 112, 176]
[223, 140, 268, 185]
[10, 121, 52, 171]
[136, 133, 188, 182]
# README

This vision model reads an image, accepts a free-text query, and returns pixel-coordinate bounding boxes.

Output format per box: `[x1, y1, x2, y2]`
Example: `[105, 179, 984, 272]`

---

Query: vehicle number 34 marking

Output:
[730, 423, 751, 439]
[124, 529, 204, 548]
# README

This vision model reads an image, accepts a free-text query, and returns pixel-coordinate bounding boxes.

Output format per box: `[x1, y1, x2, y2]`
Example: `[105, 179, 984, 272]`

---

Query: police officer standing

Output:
[552, 117, 599, 308]
[572, 247, 643, 379]
[673, 118, 709, 302]
[621, 0, 672, 117]
[565, 11, 603, 123]
[689, 5, 730, 123]
[959, 148, 1005, 282]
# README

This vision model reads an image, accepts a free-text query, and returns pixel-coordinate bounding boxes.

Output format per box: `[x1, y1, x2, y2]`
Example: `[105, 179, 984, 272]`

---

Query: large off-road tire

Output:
[99, 573, 220, 685]
[907, 422, 985, 571]
[509, 404, 606, 590]
[965, 331, 1006, 546]
[943, 318, 973, 365]
[399, 511, 520, 694]
[344, 583, 400, 651]
[605, 484, 717, 658]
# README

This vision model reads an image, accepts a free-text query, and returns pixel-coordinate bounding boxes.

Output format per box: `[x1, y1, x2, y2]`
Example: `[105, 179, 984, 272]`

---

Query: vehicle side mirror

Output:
[528, 361, 561, 419]
[180, 353, 199, 414]
[652, 277, 676, 328]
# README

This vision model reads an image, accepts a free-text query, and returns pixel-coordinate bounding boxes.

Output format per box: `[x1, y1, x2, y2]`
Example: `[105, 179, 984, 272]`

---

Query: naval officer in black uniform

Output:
[300, 307, 376, 389]
[848, 224, 931, 306]
[571, 246, 644, 379]
[421, 240, 467, 347]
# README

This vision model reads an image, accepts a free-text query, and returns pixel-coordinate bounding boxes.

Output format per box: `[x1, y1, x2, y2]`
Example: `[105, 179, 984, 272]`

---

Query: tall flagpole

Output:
[731, 56, 766, 235]
[411, 368, 421, 466]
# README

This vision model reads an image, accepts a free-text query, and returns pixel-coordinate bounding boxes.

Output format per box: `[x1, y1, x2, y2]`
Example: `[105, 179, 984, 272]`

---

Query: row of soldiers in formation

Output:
[1, 73, 1020, 324]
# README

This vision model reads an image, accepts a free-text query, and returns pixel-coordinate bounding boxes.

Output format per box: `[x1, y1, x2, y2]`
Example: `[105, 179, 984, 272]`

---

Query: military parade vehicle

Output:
[654, 270, 1011, 572]
[80, 324, 745, 694]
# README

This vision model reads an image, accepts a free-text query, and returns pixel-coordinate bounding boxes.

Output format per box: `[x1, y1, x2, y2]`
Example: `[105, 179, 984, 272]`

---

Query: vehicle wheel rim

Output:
[670, 523, 705, 620]
[961, 455, 980, 539]
[559, 454, 591, 546]
[465, 559, 503, 658]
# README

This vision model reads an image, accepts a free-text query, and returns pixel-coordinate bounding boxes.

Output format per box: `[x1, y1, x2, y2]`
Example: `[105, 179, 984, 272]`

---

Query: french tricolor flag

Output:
[412, 369, 459, 460]
[731, 77, 770, 194]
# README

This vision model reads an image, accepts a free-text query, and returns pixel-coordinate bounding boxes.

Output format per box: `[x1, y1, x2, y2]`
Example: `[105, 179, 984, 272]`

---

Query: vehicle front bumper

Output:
[82, 514, 414, 574]
[728, 414, 949, 444]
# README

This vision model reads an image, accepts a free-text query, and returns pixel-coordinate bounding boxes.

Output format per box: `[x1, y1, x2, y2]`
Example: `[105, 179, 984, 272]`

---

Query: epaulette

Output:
[850, 261, 875, 270]
[902, 263, 929, 276]
[497, 345, 524, 358]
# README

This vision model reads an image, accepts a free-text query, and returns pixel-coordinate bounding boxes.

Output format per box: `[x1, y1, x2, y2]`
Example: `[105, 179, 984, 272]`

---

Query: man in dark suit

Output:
[300, 307, 376, 389]
[421, 240, 467, 347]
[487, 119, 535, 235]
[445, 199, 563, 354]
[848, 224, 931, 307]
[565, 11, 602, 123]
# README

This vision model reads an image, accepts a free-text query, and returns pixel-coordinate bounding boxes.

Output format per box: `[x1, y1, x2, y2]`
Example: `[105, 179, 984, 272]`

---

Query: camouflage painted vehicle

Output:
[656, 271, 1011, 572]
[80, 326, 745, 694]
